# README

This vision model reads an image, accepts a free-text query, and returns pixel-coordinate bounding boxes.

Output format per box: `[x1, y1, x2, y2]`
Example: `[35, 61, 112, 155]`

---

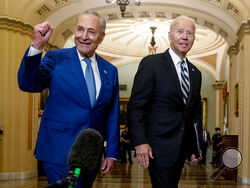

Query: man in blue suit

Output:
[18, 10, 120, 187]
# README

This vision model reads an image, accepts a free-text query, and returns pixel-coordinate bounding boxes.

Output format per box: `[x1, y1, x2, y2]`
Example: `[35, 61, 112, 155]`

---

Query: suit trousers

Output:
[148, 130, 189, 188]
[201, 142, 208, 164]
[148, 159, 185, 188]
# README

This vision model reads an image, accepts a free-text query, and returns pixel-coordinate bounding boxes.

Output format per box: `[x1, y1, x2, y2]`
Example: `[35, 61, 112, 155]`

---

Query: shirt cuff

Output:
[106, 157, 117, 161]
[28, 46, 43, 56]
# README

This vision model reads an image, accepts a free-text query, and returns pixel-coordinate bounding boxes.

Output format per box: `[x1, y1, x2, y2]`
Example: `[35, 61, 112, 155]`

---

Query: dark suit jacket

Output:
[128, 49, 202, 167]
[18, 46, 120, 165]
[202, 131, 211, 148]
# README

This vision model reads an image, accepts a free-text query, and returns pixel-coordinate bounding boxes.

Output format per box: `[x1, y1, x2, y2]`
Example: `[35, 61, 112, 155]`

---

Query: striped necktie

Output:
[84, 58, 96, 108]
[180, 60, 190, 104]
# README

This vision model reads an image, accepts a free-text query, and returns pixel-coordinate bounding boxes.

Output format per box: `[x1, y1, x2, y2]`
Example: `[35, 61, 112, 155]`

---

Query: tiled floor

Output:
[1, 160, 250, 188]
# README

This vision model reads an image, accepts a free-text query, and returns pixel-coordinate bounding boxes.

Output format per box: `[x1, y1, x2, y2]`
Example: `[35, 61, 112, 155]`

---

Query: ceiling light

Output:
[105, 0, 141, 17]
[148, 26, 158, 54]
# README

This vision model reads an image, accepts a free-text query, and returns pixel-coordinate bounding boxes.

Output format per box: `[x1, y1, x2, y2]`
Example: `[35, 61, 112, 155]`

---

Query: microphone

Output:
[46, 128, 103, 188]
[68, 128, 103, 175]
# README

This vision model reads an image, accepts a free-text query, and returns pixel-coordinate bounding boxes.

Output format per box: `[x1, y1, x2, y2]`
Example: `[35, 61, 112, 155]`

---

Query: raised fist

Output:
[32, 21, 54, 50]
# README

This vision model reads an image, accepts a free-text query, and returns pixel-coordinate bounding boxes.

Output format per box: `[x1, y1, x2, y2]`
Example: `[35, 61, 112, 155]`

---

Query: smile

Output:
[179, 43, 189, 46]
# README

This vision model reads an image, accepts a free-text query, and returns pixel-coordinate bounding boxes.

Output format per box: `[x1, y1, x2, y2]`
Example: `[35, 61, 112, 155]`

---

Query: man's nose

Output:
[182, 32, 188, 39]
[80, 30, 88, 39]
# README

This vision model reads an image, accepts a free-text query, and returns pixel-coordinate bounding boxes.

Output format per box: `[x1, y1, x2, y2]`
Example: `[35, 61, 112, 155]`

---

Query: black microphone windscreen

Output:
[67, 128, 103, 176]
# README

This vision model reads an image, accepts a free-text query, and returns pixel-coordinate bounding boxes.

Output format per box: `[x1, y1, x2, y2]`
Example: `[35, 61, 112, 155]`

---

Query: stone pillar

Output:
[0, 17, 58, 180]
[227, 19, 250, 184]
[212, 80, 225, 131]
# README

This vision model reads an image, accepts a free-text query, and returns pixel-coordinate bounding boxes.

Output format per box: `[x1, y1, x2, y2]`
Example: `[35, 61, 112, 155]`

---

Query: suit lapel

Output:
[95, 54, 106, 105]
[162, 50, 184, 103]
[67, 47, 91, 106]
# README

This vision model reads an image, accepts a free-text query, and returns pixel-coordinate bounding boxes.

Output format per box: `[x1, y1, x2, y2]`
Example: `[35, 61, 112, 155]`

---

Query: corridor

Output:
[0, 160, 249, 188]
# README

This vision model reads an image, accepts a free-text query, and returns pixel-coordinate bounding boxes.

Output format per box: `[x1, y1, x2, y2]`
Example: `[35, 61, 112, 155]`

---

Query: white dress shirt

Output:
[168, 48, 189, 88]
[28, 46, 101, 99]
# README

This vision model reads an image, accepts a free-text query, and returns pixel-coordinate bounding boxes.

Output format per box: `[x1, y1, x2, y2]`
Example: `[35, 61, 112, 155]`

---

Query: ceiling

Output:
[65, 15, 226, 63]
[2, 0, 250, 78]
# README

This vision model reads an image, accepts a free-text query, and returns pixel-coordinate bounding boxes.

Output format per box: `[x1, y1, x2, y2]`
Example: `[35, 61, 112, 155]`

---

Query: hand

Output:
[190, 153, 202, 163]
[32, 21, 54, 50]
[101, 157, 115, 174]
[136, 144, 154, 169]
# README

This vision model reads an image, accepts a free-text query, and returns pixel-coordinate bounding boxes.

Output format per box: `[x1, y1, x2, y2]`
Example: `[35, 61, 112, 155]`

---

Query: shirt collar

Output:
[169, 48, 187, 67]
[76, 49, 96, 63]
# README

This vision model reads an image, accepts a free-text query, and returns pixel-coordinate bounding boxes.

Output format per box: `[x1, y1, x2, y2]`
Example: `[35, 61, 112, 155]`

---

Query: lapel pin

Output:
[192, 68, 195, 72]
[104, 70, 107, 74]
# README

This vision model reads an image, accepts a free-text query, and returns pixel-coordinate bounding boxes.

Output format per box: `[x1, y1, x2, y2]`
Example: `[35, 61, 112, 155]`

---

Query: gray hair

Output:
[76, 10, 106, 33]
[170, 16, 196, 33]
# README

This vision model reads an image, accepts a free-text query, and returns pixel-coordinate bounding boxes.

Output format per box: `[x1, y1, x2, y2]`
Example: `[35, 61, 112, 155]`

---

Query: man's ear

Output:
[168, 32, 172, 43]
[100, 32, 105, 44]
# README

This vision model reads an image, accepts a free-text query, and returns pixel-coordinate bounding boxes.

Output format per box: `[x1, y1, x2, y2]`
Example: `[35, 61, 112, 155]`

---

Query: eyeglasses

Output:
[174, 29, 194, 37]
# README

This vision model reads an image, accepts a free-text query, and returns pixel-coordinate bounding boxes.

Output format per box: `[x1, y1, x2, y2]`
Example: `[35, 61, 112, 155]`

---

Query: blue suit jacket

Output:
[18, 46, 120, 165]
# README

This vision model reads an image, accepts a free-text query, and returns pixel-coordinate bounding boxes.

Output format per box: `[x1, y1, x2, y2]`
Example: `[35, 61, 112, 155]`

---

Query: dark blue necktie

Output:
[180, 60, 190, 104]
[84, 58, 96, 108]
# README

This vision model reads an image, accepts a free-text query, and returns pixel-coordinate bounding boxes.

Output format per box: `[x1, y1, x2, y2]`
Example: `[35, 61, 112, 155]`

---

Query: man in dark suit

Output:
[201, 126, 211, 164]
[18, 10, 120, 188]
[212, 127, 223, 166]
[128, 16, 202, 188]
[120, 126, 133, 164]
[119, 104, 127, 126]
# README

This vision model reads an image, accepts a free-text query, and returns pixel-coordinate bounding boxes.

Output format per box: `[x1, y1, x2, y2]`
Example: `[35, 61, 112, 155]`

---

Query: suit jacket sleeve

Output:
[18, 47, 53, 92]
[127, 56, 154, 147]
[190, 69, 203, 157]
[105, 68, 120, 159]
